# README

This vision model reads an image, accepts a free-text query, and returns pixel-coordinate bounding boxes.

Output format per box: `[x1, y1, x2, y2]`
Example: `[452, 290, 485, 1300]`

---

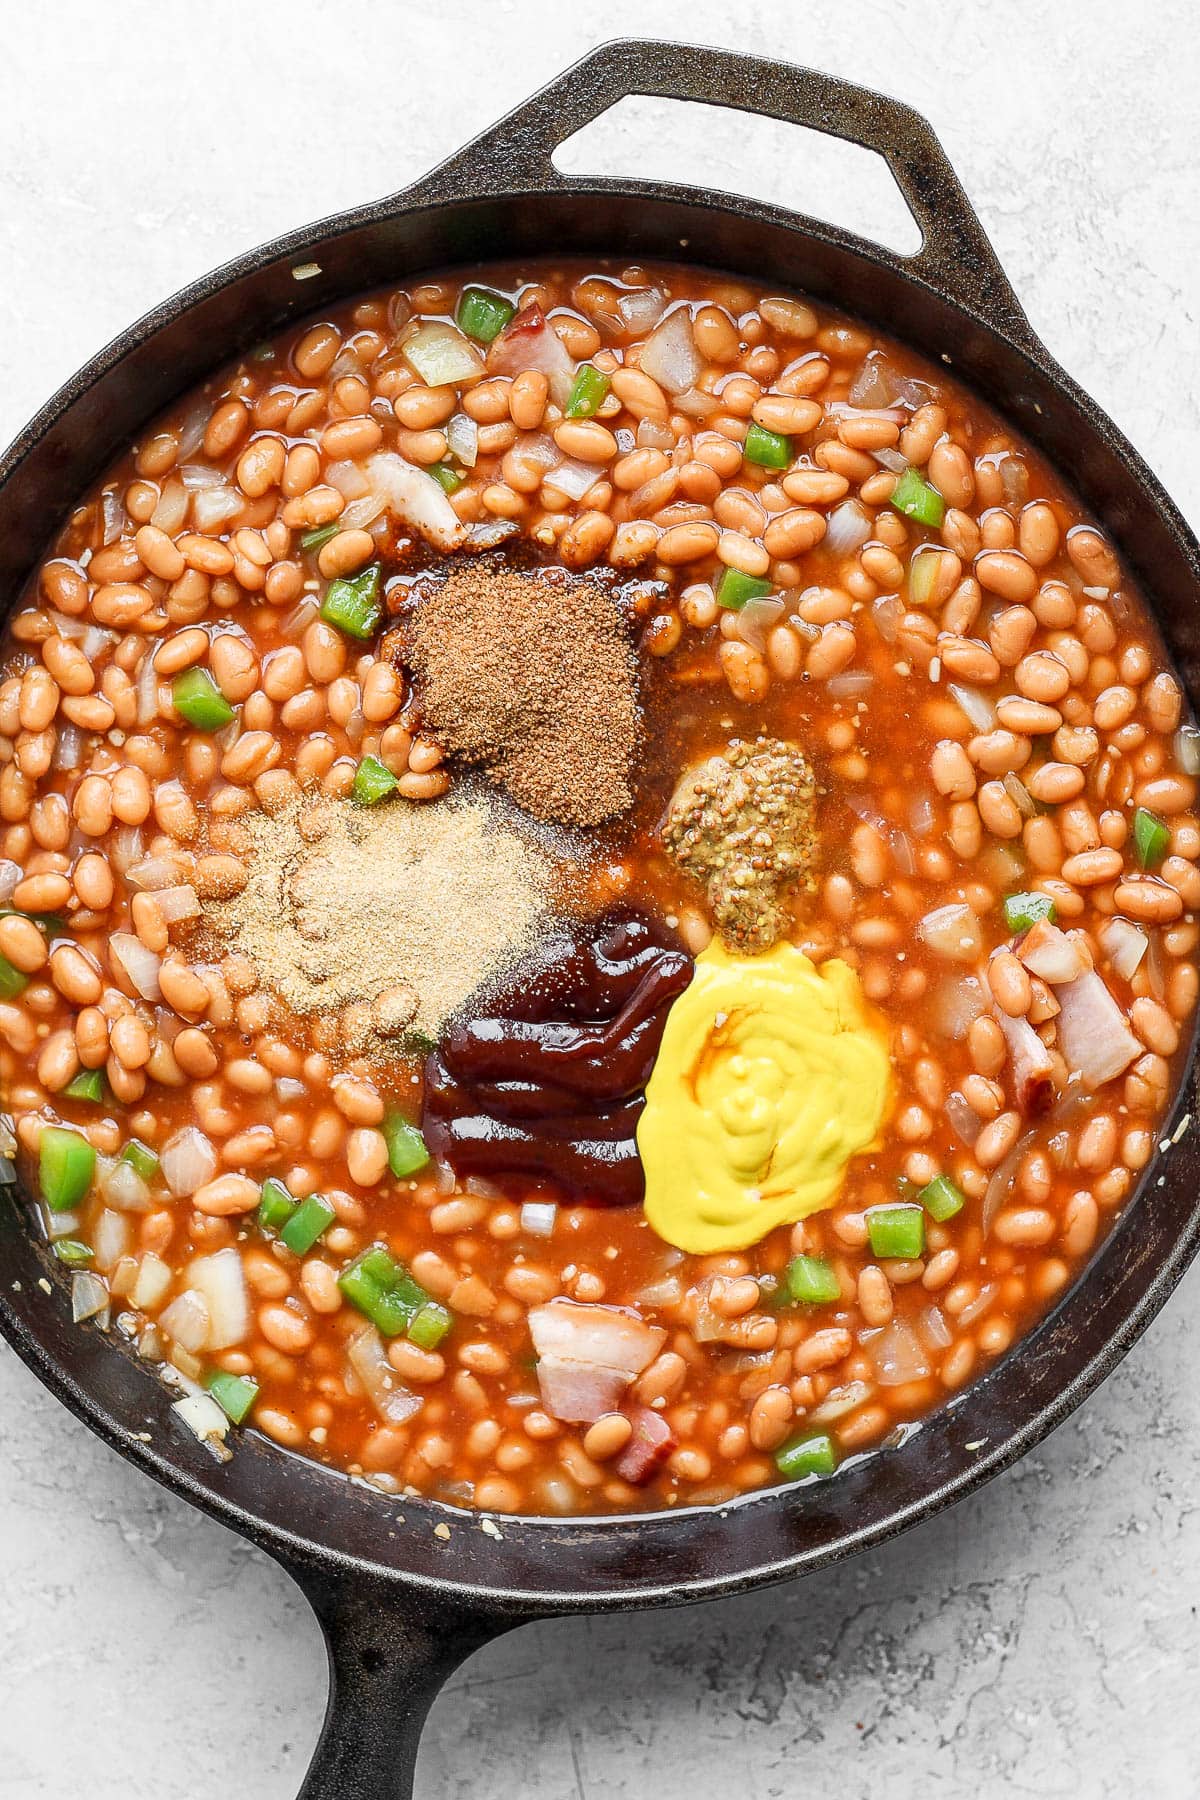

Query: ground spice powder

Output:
[403, 564, 641, 828]
[209, 792, 552, 1044]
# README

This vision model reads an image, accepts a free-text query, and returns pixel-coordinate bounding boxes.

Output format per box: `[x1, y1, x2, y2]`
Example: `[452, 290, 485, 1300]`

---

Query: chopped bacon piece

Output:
[1053, 968, 1141, 1088]
[486, 302, 576, 405]
[1015, 920, 1085, 985]
[614, 1405, 675, 1485]
[995, 1006, 1056, 1112]
[529, 1300, 666, 1424]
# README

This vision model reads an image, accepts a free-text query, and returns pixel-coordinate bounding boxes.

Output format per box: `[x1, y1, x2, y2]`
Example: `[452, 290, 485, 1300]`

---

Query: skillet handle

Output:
[286, 1561, 520, 1799]
[404, 37, 1037, 352]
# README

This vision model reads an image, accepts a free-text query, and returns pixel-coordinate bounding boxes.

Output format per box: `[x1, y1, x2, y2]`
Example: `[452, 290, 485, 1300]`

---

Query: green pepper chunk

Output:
[64, 1068, 105, 1104]
[352, 754, 399, 806]
[383, 1114, 430, 1179]
[120, 1139, 159, 1182]
[1132, 806, 1170, 870]
[320, 564, 382, 640]
[786, 1254, 842, 1306]
[775, 1431, 838, 1480]
[455, 286, 516, 344]
[338, 1245, 430, 1336]
[206, 1370, 259, 1425]
[919, 1175, 965, 1223]
[564, 364, 611, 419]
[280, 1193, 337, 1256]
[257, 1177, 298, 1234]
[1002, 890, 1057, 934]
[890, 466, 945, 528]
[866, 1202, 926, 1260]
[53, 1239, 94, 1266]
[172, 668, 235, 732]
[743, 421, 791, 469]
[429, 461, 465, 495]
[39, 1126, 96, 1213]
[716, 567, 773, 612]
[408, 1301, 453, 1351]
[0, 955, 28, 1001]
[300, 524, 340, 553]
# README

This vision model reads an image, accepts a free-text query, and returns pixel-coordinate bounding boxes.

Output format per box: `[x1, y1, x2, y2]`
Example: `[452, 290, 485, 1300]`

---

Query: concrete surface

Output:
[2, 2, 1199, 1794]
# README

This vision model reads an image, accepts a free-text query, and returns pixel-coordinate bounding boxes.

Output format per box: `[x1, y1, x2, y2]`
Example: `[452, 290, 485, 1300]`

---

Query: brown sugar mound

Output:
[402, 564, 641, 828]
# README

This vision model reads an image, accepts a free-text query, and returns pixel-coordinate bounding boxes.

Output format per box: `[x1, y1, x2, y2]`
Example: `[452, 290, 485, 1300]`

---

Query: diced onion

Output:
[635, 1274, 683, 1308]
[97, 1156, 151, 1213]
[161, 1126, 217, 1198]
[92, 1208, 132, 1272]
[126, 854, 179, 892]
[672, 386, 720, 419]
[154, 884, 201, 925]
[520, 1201, 558, 1238]
[131, 1251, 172, 1312]
[867, 1319, 931, 1385]
[110, 932, 162, 1001]
[543, 458, 599, 501]
[136, 649, 160, 726]
[171, 1392, 230, 1452]
[52, 723, 84, 771]
[100, 488, 126, 544]
[1002, 771, 1037, 819]
[282, 598, 319, 638]
[0, 860, 20, 905]
[826, 668, 874, 701]
[825, 500, 873, 557]
[638, 306, 702, 394]
[48, 608, 90, 641]
[160, 1288, 210, 1353]
[187, 1248, 248, 1350]
[191, 485, 242, 532]
[347, 1324, 423, 1424]
[616, 287, 666, 333]
[325, 459, 370, 500]
[947, 683, 997, 732]
[871, 593, 903, 643]
[921, 907, 985, 964]
[178, 462, 226, 491]
[1100, 916, 1149, 981]
[920, 1305, 953, 1350]
[175, 403, 210, 461]
[152, 478, 189, 534]
[945, 1089, 982, 1145]
[445, 414, 478, 469]
[1175, 725, 1200, 777]
[339, 493, 387, 531]
[636, 418, 676, 452]
[930, 973, 986, 1040]
[872, 446, 908, 473]
[736, 595, 785, 651]
[72, 1271, 110, 1325]
[918, 904, 983, 963]
[401, 320, 486, 388]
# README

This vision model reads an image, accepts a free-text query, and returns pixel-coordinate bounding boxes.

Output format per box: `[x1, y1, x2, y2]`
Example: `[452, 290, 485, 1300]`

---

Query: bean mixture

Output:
[2, 259, 1197, 1516]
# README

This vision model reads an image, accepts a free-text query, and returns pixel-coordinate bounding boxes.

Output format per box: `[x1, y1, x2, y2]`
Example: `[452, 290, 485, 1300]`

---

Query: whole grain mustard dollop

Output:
[638, 941, 892, 1254]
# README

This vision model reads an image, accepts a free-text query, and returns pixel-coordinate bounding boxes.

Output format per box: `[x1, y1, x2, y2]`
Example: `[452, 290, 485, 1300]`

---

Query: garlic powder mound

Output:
[208, 792, 553, 1043]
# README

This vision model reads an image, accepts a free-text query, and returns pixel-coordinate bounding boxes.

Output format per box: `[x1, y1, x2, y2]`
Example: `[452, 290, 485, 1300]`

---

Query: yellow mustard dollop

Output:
[638, 940, 892, 1254]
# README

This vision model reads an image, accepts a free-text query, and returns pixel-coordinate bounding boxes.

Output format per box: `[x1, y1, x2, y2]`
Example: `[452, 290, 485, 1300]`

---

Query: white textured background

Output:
[3, 3, 1199, 1795]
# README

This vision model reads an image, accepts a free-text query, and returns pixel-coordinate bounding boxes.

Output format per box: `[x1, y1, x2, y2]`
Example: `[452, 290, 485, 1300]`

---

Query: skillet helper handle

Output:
[292, 1566, 516, 1799]
[405, 37, 1037, 352]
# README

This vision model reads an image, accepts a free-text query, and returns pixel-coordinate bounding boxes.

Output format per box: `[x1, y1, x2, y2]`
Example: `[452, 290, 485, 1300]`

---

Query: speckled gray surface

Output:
[2, 3, 1199, 1794]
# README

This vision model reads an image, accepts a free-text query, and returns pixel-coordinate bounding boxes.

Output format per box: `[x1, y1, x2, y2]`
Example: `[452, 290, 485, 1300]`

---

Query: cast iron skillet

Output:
[1, 39, 1199, 1798]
